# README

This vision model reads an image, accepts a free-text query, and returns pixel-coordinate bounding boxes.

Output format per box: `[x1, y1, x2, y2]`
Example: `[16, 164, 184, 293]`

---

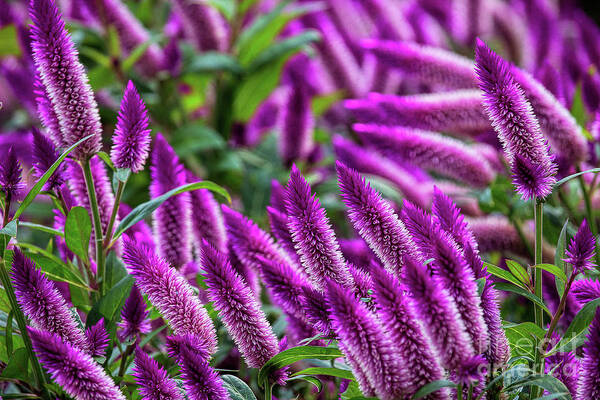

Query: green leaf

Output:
[172, 123, 226, 156]
[115, 168, 131, 183]
[96, 151, 115, 170]
[533, 264, 568, 283]
[5, 310, 13, 358]
[554, 168, 600, 189]
[505, 259, 531, 286]
[476, 277, 486, 296]
[122, 40, 154, 72]
[114, 181, 230, 240]
[504, 322, 545, 360]
[236, 1, 290, 56]
[0, 220, 17, 237]
[247, 30, 320, 73]
[493, 282, 552, 316]
[184, 52, 243, 75]
[0, 347, 28, 379]
[289, 375, 322, 391]
[312, 90, 345, 117]
[18, 221, 64, 237]
[290, 367, 355, 381]
[64, 206, 92, 263]
[484, 262, 528, 289]
[86, 274, 134, 332]
[206, 0, 236, 20]
[549, 298, 600, 355]
[222, 375, 258, 400]
[105, 251, 128, 290]
[412, 380, 456, 399]
[555, 219, 569, 297]
[504, 374, 570, 399]
[14, 134, 95, 220]
[0, 25, 22, 57]
[570, 83, 589, 127]
[257, 346, 343, 387]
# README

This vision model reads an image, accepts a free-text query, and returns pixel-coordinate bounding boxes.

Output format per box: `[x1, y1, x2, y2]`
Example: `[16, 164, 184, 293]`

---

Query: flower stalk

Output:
[103, 178, 126, 249]
[533, 198, 544, 393]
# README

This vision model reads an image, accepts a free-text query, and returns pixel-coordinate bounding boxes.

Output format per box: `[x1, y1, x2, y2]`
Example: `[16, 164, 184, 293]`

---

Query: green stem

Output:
[457, 384, 463, 400]
[80, 160, 106, 296]
[467, 384, 473, 400]
[117, 343, 135, 381]
[576, 165, 600, 270]
[542, 272, 577, 353]
[264, 383, 273, 400]
[533, 199, 545, 397]
[102, 179, 125, 249]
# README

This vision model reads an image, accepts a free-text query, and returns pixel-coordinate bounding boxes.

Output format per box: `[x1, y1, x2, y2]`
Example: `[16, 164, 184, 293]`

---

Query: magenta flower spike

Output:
[361, 39, 478, 90]
[122, 239, 217, 355]
[371, 267, 448, 400]
[345, 90, 490, 138]
[564, 219, 596, 274]
[544, 336, 579, 399]
[0, 147, 24, 201]
[166, 335, 231, 400]
[266, 206, 299, 262]
[11, 249, 88, 351]
[34, 77, 64, 148]
[326, 280, 409, 400]
[577, 309, 600, 399]
[466, 215, 526, 254]
[332, 135, 430, 209]
[279, 83, 315, 165]
[302, 285, 333, 334]
[402, 256, 475, 370]
[572, 279, 600, 304]
[118, 284, 151, 341]
[285, 165, 353, 291]
[28, 328, 125, 400]
[85, 318, 109, 358]
[336, 162, 420, 277]
[187, 171, 228, 253]
[31, 127, 64, 192]
[133, 346, 184, 400]
[150, 133, 192, 269]
[172, 0, 228, 51]
[111, 81, 151, 173]
[355, 124, 495, 188]
[200, 241, 284, 381]
[475, 39, 557, 200]
[270, 179, 287, 213]
[29, 0, 102, 159]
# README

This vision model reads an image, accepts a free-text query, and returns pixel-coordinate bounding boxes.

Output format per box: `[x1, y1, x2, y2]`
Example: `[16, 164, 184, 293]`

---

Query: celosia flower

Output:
[85, 318, 109, 358]
[332, 135, 429, 209]
[577, 309, 600, 399]
[534, 61, 564, 103]
[187, 171, 227, 253]
[465, 215, 525, 254]
[118, 284, 151, 341]
[371, 267, 447, 399]
[545, 334, 579, 398]
[29, 0, 102, 159]
[362, 0, 413, 41]
[110, 81, 151, 173]
[336, 162, 420, 277]
[200, 241, 284, 382]
[349, 265, 374, 304]
[361, 39, 478, 90]
[28, 328, 125, 400]
[122, 239, 217, 355]
[455, 355, 488, 385]
[166, 335, 231, 400]
[345, 90, 489, 137]
[475, 39, 557, 200]
[326, 280, 409, 400]
[11, 249, 88, 351]
[150, 133, 192, 268]
[279, 83, 314, 165]
[572, 279, 600, 304]
[564, 219, 596, 274]
[285, 165, 353, 291]
[270, 179, 287, 213]
[302, 286, 333, 334]
[133, 346, 184, 400]
[172, 0, 228, 51]
[266, 206, 299, 262]
[34, 77, 63, 148]
[0, 147, 24, 201]
[402, 256, 475, 370]
[119, 203, 156, 251]
[355, 124, 495, 188]
[31, 127, 64, 191]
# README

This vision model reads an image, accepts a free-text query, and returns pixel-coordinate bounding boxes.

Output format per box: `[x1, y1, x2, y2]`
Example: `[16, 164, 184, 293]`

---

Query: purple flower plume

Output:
[111, 81, 151, 173]
[355, 124, 495, 188]
[118, 284, 151, 341]
[122, 239, 217, 355]
[166, 335, 231, 400]
[564, 219, 596, 274]
[572, 279, 600, 304]
[577, 309, 600, 399]
[371, 267, 448, 399]
[279, 83, 314, 165]
[200, 241, 284, 381]
[32, 127, 64, 191]
[29, 328, 125, 400]
[285, 165, 353, 291]
[267, 206, 298, 262]
[85, 318, 109, 358]
[29, 0, 102, 159]
[172, 0, 228, 52]
[336, 162, 419, 277]
[0, 147, 24, 201]
[544, 334, 579, 398]
[34, 77, 63, 148]
[301, 286, 333, 334]
[133, 346, 184, 400]
[475, 39, 556, 200]
[402, 256, 475, 370]
[11, 249, 88, 351]
[187, 171, 227, 253]
[345, 90, 490, 138]
[326, 280, 410, 400]
[150, 133, 192, 268]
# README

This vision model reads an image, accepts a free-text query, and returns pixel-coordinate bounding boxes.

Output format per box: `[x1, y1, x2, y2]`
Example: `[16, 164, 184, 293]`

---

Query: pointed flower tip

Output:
[0, 147, 23, 199]
[564, 219, 596, 273]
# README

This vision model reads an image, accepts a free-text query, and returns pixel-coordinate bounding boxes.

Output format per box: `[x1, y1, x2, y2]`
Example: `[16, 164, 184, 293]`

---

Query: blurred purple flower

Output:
[31, 127, 64, 191]
[279, 83, 314, 165]
[118, 284, 150, 341]
[577, 309, 600, 399]
[572, 279, 600, 304]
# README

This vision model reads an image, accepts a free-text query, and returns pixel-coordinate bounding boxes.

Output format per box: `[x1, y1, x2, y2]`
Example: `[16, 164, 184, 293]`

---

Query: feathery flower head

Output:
[85, 318, 109, 357]
[572, 279, 600, 304]
[0, 147, 24, 200]
[456, 355, 488, 386]
[166, 335, 231, 400]
[11, 249, 88, 351]
[302, 285, 333, 334]
[122, 239, 217, 355]
[279, 82, 315, 165]
[564, 219, 596, 274]
[577, 309, 600, 399]
[266, 206, 298, 261]
[118, 284, 151, 341]
[187, 171, 227, 253]
[133, 346, 184, 400]
[29, 0, 102, 159]
[544, 335, 579, 398]
[150, 133, 192, 268]
[285, 164, 353, 291]
[336, 162, 419, 277]
[270, 179, 287, 213]
[111, 80, 151, 173]
[474, 39, 557, 200]
[28, 328, 125, 400]
[400, 201, 435, 251]
[172, 0, 229, 52]
[34, 77, 63, 148]
[32, 127, 64, 192]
